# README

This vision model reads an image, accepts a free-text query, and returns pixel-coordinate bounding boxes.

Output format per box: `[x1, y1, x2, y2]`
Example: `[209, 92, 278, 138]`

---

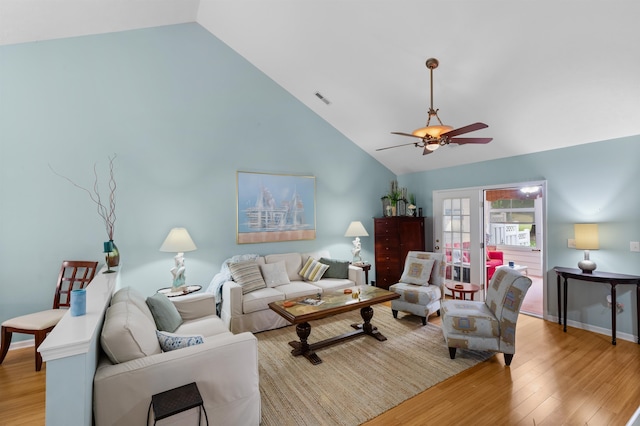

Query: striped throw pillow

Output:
[299, 257, 329, 282]
[229, 261, 267, 294]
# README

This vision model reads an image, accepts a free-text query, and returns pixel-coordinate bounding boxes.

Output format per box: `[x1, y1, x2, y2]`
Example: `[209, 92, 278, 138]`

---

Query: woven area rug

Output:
[256, 305, 490, 425]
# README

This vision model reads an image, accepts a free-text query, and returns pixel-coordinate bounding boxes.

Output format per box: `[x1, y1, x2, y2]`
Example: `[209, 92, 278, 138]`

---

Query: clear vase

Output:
[106, 240, 120, 267]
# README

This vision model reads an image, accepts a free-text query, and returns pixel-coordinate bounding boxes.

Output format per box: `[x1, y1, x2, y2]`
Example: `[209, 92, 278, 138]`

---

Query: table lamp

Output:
[344, 221, 369, 263]
[160, 227, 197, 290]
[574, 223, 599, 274]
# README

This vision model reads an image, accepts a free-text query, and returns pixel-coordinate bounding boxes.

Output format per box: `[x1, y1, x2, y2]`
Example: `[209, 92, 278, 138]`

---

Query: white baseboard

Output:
[547, 315, 637, 344]
[9, 338, 35, 351]
[627, 406, 640, 426]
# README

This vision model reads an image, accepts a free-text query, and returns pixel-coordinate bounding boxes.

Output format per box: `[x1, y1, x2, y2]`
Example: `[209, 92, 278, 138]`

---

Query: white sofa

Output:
[220, 251, 364, 333]
[93, 287, 260, 426]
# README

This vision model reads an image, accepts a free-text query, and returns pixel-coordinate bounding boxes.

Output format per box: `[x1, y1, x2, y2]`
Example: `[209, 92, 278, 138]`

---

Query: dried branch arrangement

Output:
[50, 154, 117, 240]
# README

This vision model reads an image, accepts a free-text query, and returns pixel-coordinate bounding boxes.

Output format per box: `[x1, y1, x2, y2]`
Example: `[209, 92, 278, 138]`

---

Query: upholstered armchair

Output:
[390, 251, 445, 325]
[441, 266, 531, 366]
[486, 250, 504, 282]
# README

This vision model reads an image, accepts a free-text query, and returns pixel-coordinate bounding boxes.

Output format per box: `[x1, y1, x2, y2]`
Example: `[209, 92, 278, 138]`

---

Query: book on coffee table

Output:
[299, 298, 325, 306]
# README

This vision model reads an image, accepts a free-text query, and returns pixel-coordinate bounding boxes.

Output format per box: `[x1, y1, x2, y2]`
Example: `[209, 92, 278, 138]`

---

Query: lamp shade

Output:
[159, 228, 197, 252]
[344, 221, 369, 237]
[574, 224, 599, 250]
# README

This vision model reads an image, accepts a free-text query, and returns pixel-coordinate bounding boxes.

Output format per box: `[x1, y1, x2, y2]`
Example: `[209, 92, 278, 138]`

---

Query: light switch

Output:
[568, 239, 576, 248]
[631, 241, 640, 252]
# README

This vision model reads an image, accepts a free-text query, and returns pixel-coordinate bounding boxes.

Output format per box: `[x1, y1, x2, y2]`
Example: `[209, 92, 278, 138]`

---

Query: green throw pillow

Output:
[145, 293, 183, 332]
[319, 257, 350, 279]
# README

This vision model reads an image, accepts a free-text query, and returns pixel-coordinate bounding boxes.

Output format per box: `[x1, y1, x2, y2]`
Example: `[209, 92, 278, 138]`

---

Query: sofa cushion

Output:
[319, 257, 350, 279]
[100, 301, 162, 364]
[155, 330, 204, 352]
[264, 253, 303, 281]
[400, 257, 435, 286]
[275, 281, 321, 299]
[146, 293, 183, 332]
[299, 257, 329, 282]
[229, 260, 267, 294]
[174, 315, 230, 338]
[313, 278, 354, 292]
[259, 261, 290, 288]
[110, 286, 155, 323]
[242, 287, 285, 314]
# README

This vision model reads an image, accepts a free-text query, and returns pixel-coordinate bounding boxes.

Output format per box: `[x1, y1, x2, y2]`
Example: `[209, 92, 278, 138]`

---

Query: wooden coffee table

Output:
[268, 286, 400, 365]
[445, 282, 481, 300]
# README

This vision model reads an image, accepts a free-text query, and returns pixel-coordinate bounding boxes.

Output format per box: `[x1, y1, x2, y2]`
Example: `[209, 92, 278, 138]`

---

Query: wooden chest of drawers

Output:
[373, 217, 426, 289]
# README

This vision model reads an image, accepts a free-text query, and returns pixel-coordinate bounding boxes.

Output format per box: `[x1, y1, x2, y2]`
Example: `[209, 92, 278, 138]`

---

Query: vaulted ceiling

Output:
[3, 0, 639, 175]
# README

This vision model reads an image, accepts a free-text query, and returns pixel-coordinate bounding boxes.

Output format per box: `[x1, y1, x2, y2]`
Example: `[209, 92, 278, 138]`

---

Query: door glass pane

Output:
[461, 198, 470, 215]
[486, 186, 541, 248]
[443, 197, 471, 285]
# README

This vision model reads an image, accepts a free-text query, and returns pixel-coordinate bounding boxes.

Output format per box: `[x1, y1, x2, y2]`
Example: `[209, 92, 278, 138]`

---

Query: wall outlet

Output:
[631, 241, 640, 252]
[568, 239, 576, 248]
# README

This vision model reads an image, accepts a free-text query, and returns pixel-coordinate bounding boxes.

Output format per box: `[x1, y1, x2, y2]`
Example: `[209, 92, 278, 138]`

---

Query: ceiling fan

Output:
[378, 58, 493, 156]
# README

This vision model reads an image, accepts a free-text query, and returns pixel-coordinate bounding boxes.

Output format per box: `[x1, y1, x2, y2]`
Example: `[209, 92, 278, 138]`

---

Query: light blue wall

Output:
[0, 23, 395, 342]
[399, 136, 640, 335]
[1, 22, 637, 344]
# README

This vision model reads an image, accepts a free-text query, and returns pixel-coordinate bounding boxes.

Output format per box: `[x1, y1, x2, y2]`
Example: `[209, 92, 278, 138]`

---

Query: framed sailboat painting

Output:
[236, 171, 316, 244]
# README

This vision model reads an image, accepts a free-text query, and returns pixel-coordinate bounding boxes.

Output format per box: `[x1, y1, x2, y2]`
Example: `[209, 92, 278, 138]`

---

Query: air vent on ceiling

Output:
[315, 91, 331, 105]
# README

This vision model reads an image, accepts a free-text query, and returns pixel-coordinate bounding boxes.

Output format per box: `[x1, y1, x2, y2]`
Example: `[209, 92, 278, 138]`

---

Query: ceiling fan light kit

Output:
[379, 57, 493, 155]
[412, 124, 453, 139]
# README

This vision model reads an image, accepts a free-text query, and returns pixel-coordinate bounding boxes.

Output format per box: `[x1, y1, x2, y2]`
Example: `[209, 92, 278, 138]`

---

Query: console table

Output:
[553, 266, 640, 345]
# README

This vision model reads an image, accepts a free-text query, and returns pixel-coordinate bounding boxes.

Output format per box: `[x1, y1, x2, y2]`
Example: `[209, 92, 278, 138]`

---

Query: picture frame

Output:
[237, 171, 316, 244]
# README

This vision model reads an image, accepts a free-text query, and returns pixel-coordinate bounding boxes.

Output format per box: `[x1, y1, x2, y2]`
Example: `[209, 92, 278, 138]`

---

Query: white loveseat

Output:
[93, 287, 261, 426]
[220, 251, 364, 333]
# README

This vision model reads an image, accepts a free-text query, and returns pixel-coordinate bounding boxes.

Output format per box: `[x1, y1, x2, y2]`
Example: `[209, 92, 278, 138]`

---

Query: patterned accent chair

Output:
[390, 251, 446, 325]
[441, 266, 532, 366]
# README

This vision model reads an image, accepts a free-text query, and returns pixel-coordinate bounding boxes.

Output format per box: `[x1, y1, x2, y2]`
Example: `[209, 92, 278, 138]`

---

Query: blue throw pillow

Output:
[155, 330, 204, 352]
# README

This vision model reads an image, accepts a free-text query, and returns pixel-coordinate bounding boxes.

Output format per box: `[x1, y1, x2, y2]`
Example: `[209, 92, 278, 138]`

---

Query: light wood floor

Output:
[1, 314, 639, 425]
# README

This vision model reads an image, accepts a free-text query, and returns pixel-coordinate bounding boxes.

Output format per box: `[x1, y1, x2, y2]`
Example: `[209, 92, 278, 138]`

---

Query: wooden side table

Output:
[554, 266, 640, 345]
[445, 283, 481, 301]
[353, 262, 371, 284]
[148, 382, 209, 425]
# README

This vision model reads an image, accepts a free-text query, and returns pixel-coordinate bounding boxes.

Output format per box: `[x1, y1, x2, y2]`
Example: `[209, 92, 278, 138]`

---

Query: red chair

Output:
[486, 251, 504, 282]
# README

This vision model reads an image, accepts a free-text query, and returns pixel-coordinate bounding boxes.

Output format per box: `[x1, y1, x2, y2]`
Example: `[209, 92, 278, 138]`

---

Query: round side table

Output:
[445, 283, 481, 301]
[157, 285, 202, 298]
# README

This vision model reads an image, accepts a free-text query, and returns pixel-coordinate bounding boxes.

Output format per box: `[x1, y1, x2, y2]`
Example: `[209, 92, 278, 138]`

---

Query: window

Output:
[486, 187, 540, 248]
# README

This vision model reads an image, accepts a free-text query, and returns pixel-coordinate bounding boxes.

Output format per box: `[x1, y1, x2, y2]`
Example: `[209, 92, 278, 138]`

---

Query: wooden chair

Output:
[0, 260, 99, 371]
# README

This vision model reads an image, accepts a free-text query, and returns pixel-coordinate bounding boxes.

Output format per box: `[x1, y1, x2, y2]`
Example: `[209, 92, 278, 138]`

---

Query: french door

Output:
[433, 189, 484, 296]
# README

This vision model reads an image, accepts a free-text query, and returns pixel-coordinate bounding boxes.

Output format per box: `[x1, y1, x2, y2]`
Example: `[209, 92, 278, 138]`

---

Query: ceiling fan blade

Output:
[449, 137, 493, 145]
[442, 122, 488, 137]
[376, 141, 419, 151]
[391, 131, 421, 139]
